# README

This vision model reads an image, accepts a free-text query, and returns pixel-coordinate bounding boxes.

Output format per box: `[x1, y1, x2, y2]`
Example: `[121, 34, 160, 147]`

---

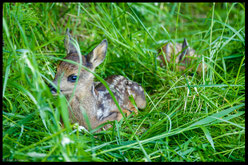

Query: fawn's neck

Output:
[67, 80, 98, 127]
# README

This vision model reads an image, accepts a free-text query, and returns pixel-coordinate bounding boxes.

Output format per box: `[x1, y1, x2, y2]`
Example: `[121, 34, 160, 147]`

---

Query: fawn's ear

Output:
[64, 28, 77, 54]
[179, 38, 189, 61]
[86, 39, 108, 69]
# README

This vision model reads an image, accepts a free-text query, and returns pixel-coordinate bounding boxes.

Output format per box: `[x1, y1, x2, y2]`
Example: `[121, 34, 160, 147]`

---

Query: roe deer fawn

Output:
[49, 29, 146, 131]
[157, 38, 207, 74]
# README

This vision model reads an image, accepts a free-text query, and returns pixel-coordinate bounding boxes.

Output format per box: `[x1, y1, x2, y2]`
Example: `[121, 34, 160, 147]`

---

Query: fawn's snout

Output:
[48, 83, 57, 94]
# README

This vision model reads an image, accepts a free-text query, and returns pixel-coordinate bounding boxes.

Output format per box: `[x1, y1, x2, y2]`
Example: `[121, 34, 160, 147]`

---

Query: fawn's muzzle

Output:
[48, 84, 57, 94]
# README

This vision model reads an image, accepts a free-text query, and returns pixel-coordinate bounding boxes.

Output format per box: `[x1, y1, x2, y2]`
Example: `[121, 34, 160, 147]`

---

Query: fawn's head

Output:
[158, 38, 189, 60]
[49, 29, 107, 95]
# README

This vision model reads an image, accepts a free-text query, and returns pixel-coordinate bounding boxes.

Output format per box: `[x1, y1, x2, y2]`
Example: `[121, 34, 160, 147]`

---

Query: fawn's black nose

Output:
[48, 84, 57, 94]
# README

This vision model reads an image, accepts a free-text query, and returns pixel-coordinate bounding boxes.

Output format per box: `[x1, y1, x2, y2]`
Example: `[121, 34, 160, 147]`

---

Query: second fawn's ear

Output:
[179, 38, 189, 61]
[64, 28, 77, 54]
[86, 39, 108, 69]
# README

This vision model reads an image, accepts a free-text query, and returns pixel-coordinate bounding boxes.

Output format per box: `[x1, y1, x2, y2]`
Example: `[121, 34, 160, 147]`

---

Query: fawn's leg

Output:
[91, 111, 119, 131]
[102, 110, 130, 130]
[96, 106, 137, 131]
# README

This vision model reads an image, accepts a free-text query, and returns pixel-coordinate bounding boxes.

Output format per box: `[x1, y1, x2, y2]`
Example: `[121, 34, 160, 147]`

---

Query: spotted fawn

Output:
[49, 29, 146, 131]
[157, 38, 207, 74]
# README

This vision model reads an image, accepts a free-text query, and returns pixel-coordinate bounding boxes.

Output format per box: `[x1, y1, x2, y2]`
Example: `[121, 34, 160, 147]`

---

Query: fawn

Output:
[157, 38, 207, 74]
[49, 29, 146, 131]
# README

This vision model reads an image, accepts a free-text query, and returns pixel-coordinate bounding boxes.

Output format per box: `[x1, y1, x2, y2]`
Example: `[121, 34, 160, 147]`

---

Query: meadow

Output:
[2, 3, 245, 162]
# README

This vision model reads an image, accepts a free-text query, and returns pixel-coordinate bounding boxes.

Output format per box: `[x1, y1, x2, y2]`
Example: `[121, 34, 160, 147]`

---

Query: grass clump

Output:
[2, 2, 245, 162]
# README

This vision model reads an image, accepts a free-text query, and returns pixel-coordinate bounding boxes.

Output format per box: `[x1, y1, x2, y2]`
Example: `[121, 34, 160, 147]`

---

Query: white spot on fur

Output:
[133, 85, 138, 91]
[97, 109, 103, 119]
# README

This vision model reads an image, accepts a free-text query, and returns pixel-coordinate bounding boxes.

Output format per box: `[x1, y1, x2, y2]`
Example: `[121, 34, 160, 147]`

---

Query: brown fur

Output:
[157, 39, 207, 74]
[50, 29, 146, 132]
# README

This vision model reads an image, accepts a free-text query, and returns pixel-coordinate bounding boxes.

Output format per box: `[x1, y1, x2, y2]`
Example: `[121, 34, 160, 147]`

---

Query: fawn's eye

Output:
[68, 74, 77, 83]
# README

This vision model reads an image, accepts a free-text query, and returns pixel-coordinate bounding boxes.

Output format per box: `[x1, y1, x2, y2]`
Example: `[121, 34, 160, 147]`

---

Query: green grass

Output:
[2, 2, 245, 162]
